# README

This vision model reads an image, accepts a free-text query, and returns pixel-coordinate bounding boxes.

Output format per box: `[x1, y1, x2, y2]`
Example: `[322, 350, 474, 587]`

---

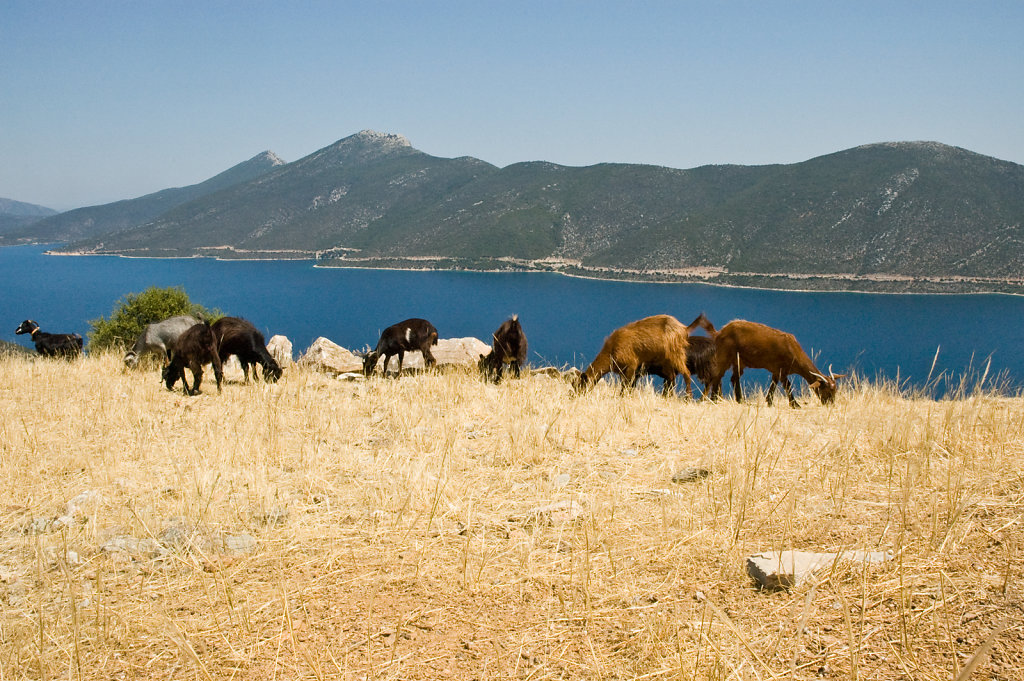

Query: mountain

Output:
[0, 198, 58, 235]
[49, 132, 1024, 292]
[0, 151, 286, 245]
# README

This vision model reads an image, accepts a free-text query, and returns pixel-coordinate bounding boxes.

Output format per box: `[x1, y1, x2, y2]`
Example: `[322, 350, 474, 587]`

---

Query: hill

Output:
[0, 151, 285, 245]
[43, 132, 1024, 292]
[0, 197, 58, 235]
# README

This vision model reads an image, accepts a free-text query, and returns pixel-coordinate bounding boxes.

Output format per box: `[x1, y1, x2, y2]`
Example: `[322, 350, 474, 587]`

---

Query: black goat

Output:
[162, 322, 223, 395]
[478, 315, 528, 382]
[362, 318, 439, 377]
[212, 317, 282, 382]
[14, 320, 83, 358]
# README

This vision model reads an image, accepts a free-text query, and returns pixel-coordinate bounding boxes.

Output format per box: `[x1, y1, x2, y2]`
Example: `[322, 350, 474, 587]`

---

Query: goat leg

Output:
[731, 370, 743, 402]
[782, 375, 800, 408]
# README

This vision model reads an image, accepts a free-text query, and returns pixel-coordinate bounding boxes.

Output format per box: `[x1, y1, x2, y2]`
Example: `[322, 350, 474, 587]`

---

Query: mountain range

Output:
[0, 198, 58, 235]
[6, 130, 1024, 293]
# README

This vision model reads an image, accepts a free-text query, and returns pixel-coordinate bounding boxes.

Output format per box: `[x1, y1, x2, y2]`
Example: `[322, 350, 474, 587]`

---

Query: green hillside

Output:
[43, 132, 1024, 292]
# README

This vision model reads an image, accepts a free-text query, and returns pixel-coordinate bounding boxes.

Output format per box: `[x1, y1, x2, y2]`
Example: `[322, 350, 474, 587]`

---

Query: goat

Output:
[162, 322, 223, 395]
[124, 315, 200, 368]
[575, 314, 692, 397]
[478, 315, 528, 382]
[635, 313, 717, 396]
[14, 320, 83, 358]
[362, 318, 439, 377]
[707, 320, 842, 407]
[212, 317, 282, 382]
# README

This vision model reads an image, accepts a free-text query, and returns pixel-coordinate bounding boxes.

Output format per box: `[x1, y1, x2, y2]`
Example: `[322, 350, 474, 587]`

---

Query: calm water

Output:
[3, 244, 1023, 392]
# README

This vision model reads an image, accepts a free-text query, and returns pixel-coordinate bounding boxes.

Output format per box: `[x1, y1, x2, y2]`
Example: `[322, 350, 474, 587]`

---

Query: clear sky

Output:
[3, 1, 1023, 211]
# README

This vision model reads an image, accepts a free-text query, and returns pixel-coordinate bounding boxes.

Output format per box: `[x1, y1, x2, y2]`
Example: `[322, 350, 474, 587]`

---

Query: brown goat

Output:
[637, 313, 717, 396]
[707, 320, 841, 407]
[575, 314, 692, 397]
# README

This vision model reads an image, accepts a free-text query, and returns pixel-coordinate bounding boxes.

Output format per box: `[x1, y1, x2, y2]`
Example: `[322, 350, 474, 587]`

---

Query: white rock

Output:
[266, 335, 293, 366]
[299, 337, 364, 374]
[396, 336, 491, 370]
[747, 549, 892, 590]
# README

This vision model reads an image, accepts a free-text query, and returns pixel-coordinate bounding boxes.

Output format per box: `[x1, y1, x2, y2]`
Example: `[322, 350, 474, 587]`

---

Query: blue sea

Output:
[3, 244, 1023, 393]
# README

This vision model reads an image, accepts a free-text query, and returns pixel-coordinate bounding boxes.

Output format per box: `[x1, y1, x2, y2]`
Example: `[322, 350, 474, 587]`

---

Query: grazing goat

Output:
[636, 313, 718, 396]
[162, 322, 223, 395]
[14, 320, 83, 358]
[478, 315, 528, 382]
[212, 317, 282, 382]
[362, 318, 439, 377]
[124, 315, 200, 368]
[575, 314, 693, 397]
[707, 320, 842, 407]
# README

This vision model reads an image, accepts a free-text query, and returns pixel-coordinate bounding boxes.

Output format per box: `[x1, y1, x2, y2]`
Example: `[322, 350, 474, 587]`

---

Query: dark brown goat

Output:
[162, 322, 223, 395]
[362, 318, 439, 377]
[478, 315, 527, 382]
[212, 317, 282, 382]
[707, 320, 842, 407]
[575, 314, 692, 397]
[15, 320, 83, 358]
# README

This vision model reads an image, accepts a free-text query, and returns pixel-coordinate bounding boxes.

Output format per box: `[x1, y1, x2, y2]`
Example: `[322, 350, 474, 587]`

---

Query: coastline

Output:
[37, 245, 1024, 296]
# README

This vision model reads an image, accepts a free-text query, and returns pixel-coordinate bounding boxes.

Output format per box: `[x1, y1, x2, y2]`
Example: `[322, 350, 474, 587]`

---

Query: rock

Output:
[204, 533, 257, 554]
[299, 337, 364, 375]
[747, 549, 892, 590]
[390, 337, 492, 370]
[672, 467, 711, 483]
[552, 473, 571, 488]
[511, 500, 587, 526]
[101, 536, 163, 558]
[65, 489, 101, 519]
[158, 524, 191, 549]
[267, 335, 293, 366]
[222, 355, 245, 381]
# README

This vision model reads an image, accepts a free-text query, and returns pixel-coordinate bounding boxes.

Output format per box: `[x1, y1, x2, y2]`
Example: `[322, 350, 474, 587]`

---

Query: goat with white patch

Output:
[362, 318, 439, 377]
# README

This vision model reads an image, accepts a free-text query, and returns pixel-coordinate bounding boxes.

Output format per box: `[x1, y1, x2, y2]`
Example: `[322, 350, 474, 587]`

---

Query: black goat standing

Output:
[362, 318, 439, 377]
[478, 315, 527, 382]
[212, 317, 282, 382]
[162, 322, 223, 395]
[14, 320, 83, 358]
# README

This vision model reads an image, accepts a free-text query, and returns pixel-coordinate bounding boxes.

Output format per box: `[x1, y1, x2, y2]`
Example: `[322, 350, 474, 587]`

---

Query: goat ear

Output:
[808, 379, 822, 390]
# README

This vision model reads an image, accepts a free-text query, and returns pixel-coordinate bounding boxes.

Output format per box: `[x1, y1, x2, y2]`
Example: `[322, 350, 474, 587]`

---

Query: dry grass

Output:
[1, 353, 1022, 680]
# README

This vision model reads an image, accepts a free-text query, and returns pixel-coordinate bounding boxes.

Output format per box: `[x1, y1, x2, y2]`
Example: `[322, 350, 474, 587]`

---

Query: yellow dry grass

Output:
[0, 353, 1022, 680]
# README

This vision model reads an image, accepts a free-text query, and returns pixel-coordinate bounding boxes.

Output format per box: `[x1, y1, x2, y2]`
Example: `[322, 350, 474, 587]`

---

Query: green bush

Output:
[87, 286, 219, 353]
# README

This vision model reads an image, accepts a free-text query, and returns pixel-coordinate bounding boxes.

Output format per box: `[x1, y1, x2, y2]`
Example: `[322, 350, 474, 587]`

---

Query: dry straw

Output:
[0, 353, 1021, 679]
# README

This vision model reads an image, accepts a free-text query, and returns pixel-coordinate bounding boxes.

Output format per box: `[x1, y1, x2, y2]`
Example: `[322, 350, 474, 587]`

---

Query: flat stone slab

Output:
[747, 549, 892, 590]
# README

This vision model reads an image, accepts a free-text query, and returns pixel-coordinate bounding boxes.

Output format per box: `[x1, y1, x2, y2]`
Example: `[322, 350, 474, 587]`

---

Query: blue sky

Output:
[3, 1, 1023, 210]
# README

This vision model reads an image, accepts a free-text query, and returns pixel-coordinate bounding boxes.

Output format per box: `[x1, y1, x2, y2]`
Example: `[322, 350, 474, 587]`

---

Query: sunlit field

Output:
[1, 354, 1021, 680]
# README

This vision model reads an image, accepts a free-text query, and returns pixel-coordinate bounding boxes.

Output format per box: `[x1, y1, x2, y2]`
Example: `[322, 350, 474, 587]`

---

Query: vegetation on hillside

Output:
[38, 133, 1024, 292]
[0, 355, 1020, 679]
[87, 286, 218, 353]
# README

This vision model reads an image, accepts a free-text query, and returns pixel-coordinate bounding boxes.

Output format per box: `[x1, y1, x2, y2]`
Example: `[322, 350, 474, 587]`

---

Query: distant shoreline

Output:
[38, 246, 1024, 296]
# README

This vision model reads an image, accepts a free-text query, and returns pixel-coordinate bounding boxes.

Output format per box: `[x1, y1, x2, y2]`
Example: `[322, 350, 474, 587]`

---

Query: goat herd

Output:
[15, 311, 843, 407]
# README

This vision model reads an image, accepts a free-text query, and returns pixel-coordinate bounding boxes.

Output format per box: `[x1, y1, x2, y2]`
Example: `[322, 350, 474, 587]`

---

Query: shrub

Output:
[87, 286, 219, 353]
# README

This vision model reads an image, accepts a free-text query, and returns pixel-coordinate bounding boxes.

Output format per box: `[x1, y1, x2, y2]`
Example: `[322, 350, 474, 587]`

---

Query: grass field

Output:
[1, 354, 1021, 680]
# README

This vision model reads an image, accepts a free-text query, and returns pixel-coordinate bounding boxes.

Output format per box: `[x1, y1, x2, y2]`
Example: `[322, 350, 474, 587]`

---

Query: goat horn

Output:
[828, 364, 835, 380]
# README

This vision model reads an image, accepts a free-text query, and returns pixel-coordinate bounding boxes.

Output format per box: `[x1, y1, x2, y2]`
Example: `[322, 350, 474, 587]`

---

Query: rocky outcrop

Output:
[298, 337, 364, 375]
